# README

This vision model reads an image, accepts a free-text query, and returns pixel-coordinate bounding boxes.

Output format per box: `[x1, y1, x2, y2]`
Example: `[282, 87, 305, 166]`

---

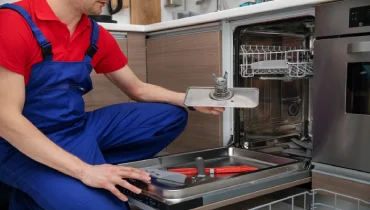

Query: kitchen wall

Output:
[161, 0, 252, 22]
[0, 0, 16, 4]
[0, 0, 131, 24]
[0, 0, 254, 24]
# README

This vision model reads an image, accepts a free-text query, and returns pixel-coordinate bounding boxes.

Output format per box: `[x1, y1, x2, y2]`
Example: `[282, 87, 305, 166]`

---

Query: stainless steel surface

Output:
[192, 177, 311, 210]
[313, 35, 370, 173]
[315, 0, 370, 38]
[210, 72, 234, 100]
[348, 41, 370, 53]
[195, 157, 206, 177]
[184, 87, 259, 108]
[119, 147, 308, 202]
[250, 189, 370, 210]
[312, 162, 370, 184]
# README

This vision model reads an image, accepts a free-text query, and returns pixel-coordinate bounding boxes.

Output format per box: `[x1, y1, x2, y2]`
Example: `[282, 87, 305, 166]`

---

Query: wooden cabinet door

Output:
[147, 31, 223, 153]
[83, 33, 130, 111]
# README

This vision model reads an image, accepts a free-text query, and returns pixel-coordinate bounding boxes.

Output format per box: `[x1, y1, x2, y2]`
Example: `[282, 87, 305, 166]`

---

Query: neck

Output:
[46, 0, 82, 35]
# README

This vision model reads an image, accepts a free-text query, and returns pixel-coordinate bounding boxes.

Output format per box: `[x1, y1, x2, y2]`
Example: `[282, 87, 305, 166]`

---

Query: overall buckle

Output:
[86, 44, 98, 58]
[41, 42, 53, 58]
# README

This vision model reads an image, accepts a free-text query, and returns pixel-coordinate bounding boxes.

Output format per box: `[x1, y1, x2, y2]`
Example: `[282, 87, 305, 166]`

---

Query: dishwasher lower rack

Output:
[249, 189, 370, 210]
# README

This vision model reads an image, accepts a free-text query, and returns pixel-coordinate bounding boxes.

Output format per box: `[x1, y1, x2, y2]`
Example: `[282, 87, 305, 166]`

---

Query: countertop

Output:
[99, 0, 337, 33]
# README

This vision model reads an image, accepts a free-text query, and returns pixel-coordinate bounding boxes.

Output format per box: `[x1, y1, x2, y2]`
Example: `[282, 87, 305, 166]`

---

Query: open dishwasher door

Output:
[119, 7, 316, 210]
[118, 147, 311, 210]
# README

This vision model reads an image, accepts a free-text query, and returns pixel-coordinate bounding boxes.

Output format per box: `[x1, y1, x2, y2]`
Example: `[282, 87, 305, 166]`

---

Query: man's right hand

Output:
[80, 164, 151, 202]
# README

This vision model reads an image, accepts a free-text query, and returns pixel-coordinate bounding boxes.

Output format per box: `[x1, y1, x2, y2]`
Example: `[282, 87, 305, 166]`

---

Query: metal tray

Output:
[118, 147, 309, 203]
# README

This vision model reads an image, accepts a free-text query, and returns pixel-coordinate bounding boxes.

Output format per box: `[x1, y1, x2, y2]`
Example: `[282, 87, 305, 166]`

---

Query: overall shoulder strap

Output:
[0, 3, 53, 61]
[84, 18, 100, 63]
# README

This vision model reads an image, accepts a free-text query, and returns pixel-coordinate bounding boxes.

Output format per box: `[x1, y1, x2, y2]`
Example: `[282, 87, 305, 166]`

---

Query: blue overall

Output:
[0, 4, 188, 210]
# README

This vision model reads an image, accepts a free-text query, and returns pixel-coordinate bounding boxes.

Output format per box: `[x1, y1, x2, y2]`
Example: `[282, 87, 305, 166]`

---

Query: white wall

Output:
[0, 0, 255, 24]
[161, 0, 253, 22]
[0, 0, 17, 3]
[0, 0, 130, 24]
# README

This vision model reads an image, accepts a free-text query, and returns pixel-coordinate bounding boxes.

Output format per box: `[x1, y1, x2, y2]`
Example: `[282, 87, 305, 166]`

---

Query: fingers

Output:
[115, 178, 142, 194]
[213, 107, 225, 112]
[119, 167, 151, 183]
[108, 185, 128, 202]
[210, 107, 225, 115]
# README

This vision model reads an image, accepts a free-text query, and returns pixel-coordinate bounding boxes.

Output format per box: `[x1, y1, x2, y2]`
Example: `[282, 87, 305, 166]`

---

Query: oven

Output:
[313, 0, 370, 174]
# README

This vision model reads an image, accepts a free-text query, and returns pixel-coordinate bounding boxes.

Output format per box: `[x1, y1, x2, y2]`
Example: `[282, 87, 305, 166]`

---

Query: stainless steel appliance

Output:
[118, 1, 370, 209]
[120, 11, 316, 209]
[313, 0, 370, 174]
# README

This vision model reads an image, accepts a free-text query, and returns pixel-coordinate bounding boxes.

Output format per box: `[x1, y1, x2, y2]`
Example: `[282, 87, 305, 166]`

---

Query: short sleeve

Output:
[0, 8, 33, 77]
[93, 26, 128, 74]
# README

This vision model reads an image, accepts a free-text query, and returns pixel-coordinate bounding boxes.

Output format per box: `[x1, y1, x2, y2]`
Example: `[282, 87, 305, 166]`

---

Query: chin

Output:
[87, 9, 102, 15]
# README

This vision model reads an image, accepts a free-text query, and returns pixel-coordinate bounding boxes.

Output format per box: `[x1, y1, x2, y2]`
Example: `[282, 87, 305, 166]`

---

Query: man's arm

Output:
[105, 65, 225, 115]
[0, 66, 150, 202]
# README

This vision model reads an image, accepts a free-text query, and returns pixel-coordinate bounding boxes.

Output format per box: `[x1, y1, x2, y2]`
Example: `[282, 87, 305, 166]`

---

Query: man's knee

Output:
[168, 105, 188, 126]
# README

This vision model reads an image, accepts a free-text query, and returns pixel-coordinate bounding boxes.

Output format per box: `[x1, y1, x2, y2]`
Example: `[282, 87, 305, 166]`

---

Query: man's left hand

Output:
[194, 107, 225, 115]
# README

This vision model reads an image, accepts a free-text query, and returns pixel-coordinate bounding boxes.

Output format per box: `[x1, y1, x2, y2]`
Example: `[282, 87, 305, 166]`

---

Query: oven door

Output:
[313, 35, 370, 174]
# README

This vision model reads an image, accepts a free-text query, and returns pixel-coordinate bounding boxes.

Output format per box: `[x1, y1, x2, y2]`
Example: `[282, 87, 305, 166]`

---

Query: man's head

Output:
[69, 0, 108, 15]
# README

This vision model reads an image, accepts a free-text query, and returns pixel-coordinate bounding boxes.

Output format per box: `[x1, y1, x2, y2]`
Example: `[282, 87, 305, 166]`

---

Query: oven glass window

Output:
[346, 62, 370, 114]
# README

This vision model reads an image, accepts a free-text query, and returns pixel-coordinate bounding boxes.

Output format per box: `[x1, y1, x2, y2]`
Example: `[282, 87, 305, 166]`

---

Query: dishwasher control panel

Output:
[350, 5, 370, 28]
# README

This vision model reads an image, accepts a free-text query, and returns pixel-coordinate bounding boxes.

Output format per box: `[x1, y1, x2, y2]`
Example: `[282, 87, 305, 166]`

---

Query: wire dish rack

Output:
[249, 189, 370, 210]
[240, 45, 314, 78]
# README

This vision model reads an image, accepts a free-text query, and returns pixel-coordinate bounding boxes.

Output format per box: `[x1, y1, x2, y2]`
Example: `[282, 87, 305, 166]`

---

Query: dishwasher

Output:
[119, 1, 370, 209]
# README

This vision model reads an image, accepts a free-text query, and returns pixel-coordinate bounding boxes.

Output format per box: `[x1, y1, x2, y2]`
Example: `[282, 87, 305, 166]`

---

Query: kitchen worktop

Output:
[99, 0, 337, 33]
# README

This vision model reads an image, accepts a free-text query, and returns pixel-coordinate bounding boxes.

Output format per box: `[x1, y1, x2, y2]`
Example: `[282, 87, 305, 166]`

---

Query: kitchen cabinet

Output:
[147, 29, 223, 153]
[84, 32, 147, 111]
[312, 171, 370, 203]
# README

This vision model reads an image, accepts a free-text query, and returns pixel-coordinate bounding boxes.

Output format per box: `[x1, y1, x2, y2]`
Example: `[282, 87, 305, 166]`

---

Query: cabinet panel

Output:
[127, 32, 147, 83]
[147, 38, 165, 87]
[147, 31, 223, 153]
[84, 38, 130, 111]
[312, 172, 370, 204]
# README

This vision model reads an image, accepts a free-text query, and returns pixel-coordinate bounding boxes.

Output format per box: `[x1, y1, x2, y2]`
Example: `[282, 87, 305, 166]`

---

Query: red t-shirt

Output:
[0, 0, 128, 84]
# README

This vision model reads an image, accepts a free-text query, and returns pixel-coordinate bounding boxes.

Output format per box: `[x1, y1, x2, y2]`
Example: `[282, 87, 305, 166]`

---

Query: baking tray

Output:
[118, 147, 309, 202]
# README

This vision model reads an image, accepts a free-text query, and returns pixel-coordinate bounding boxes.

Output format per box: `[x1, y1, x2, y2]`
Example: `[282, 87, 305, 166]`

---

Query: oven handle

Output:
[347, 41, 370, 54]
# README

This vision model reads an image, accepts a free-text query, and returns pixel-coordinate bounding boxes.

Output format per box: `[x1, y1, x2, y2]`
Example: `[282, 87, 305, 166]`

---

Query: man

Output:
[0, 0, 225, 209]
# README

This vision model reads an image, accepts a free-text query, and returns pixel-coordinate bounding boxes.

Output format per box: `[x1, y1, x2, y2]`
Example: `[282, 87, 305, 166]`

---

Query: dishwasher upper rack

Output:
[240, 45, 314, 78]
[249, 188, 370, 210]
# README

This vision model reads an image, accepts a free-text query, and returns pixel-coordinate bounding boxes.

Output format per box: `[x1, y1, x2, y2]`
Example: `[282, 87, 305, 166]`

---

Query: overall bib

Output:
[0, 4, 188, 210]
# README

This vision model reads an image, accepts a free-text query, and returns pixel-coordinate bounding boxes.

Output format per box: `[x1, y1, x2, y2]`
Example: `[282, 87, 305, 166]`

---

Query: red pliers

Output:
[167, 165, 258, 175]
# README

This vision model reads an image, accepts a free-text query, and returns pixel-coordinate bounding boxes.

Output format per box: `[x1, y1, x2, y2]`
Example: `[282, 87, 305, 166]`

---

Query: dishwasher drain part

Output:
[184, 72, 259, 108]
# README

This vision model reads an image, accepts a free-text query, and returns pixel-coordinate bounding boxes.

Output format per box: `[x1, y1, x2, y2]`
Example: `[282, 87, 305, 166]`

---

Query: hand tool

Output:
[167, 165, 258, 175]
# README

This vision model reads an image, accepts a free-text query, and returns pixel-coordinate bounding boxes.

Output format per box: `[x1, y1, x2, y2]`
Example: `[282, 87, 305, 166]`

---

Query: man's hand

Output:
[194, 107, 225, 115]
[80, 164, 151, 202]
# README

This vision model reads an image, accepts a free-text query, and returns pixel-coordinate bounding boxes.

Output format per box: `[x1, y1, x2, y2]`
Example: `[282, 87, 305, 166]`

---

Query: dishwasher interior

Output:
[233, 16, 314, 162]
